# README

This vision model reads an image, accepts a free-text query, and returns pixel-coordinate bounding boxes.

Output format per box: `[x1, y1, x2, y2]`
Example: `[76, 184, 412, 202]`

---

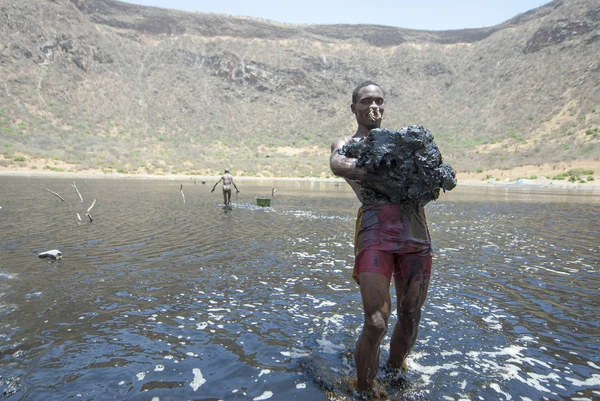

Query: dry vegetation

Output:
[0, 0, 599, 178]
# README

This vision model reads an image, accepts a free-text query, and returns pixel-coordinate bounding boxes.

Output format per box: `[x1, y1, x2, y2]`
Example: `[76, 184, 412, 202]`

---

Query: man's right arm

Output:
[330, 138, 367, 182]
[211, 177, 223, 192]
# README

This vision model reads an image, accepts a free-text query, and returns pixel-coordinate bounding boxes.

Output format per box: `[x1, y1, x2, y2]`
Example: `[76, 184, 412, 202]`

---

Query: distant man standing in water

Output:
[211, 169, 239, 205]
[329, 81, 433, 396]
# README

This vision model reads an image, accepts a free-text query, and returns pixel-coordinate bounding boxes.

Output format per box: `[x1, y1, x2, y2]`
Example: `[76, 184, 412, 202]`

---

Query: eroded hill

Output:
[0, 0, 598, 177]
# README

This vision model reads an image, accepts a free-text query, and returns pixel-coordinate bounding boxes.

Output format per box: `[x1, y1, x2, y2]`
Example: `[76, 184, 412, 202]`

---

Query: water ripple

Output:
[0, 178, 598, 400]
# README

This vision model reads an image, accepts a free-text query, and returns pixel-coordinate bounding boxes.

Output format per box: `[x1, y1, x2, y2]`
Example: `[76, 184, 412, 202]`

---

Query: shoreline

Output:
[1, 169, 600, 191]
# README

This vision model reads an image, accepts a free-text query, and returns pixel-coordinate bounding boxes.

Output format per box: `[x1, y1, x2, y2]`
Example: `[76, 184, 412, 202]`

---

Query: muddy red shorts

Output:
[353, 203, 433, 284]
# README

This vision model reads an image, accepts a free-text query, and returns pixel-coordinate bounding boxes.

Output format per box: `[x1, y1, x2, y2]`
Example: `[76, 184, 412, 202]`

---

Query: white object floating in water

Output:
[253, 391, 273, 400]
[190, 368, 206, 391]
[38, 249, 62, 260]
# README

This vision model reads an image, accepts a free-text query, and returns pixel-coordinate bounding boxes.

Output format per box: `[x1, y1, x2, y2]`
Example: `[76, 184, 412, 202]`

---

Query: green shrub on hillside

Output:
[44, 165, 65, 172]
[552, 173, 566, 180]
[509, 132, 525, 141]
[552, 168, 595, 180]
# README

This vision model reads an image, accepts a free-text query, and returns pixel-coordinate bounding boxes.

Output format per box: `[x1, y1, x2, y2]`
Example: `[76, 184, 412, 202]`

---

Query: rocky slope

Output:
[0, 0, 598, 177]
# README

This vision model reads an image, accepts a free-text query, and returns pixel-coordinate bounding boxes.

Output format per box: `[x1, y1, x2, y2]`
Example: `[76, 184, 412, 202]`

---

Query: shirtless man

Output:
[330, 81, 433, 396]
[211, 169, 239, 205]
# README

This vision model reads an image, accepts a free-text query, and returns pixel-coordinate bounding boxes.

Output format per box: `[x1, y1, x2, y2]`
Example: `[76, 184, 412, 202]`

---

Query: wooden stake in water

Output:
[71, 182, 83, 202]
[86, 198, 96, 222]
[46, 188, 65, 201]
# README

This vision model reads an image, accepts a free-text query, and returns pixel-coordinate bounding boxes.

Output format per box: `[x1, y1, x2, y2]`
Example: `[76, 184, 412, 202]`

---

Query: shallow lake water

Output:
[0, 177, 598, 400]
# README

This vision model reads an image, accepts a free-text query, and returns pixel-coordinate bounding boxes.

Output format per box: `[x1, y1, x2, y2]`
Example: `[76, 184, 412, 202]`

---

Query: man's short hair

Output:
[352, 81, 383, 104]
[224, 169, 230, 173]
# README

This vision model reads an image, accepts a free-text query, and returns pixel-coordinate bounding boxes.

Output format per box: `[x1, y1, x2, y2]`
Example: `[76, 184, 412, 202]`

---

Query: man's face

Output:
[351, 85, 384, 129]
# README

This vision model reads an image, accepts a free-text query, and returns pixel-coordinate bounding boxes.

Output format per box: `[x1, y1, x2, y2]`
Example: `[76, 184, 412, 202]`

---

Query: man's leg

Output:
[356, 271, 391, 393]
[387, 255, 431, 369]
[222, 188, 228, 205]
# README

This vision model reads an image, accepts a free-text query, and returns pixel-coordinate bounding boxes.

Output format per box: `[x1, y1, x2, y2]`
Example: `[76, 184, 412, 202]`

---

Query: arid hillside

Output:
[0, 0, 598, 177]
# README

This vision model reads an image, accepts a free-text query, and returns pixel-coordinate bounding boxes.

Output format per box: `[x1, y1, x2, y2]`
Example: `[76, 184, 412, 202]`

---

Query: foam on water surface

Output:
[189, 368, 206, 391]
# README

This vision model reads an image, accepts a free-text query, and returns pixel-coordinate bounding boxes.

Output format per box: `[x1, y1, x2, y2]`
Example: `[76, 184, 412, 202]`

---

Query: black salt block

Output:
[340, 125, 456, 206]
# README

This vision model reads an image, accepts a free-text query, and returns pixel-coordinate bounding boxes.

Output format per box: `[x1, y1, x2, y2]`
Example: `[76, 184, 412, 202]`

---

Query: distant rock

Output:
[532, 176, 553, 185]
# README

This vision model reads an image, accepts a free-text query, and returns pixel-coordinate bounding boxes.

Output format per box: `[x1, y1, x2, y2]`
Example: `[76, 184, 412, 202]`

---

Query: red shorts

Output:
[354, 248, 432, 283]
[353, 203, 433, 284]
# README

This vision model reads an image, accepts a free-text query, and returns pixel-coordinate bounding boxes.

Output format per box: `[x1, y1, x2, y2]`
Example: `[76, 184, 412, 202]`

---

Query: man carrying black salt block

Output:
[329, 81, 432, 397]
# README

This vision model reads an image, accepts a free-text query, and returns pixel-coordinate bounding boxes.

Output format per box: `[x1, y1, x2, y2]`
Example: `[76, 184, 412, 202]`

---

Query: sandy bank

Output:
[1, 162, 600, 191]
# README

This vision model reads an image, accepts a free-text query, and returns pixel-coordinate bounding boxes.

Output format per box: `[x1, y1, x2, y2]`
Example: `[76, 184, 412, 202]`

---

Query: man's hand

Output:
[236, 190, 240, 193]
[211, 189, 214, 193]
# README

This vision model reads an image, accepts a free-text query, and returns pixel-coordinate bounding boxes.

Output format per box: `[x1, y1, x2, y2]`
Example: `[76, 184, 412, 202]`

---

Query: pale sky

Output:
[120, 0, 551, 31]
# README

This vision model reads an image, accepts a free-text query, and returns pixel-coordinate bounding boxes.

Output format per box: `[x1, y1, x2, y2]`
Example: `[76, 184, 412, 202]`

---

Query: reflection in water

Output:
[0, 177, 598, 400]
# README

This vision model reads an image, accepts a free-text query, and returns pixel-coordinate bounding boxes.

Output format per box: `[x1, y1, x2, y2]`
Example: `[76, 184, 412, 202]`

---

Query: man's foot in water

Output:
[382, 363, 410, 390]
[354, 385, 387, 400]
[386, 359, 408, 371]
[348, 376, 387, 400]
